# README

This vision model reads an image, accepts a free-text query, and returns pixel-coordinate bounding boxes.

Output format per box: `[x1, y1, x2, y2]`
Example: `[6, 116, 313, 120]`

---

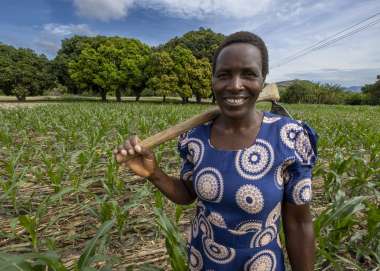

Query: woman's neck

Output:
[215, 109, 261, 133]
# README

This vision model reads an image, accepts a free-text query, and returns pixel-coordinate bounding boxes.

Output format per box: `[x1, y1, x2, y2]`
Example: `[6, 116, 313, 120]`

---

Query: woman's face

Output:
[212, 43, 265, 120]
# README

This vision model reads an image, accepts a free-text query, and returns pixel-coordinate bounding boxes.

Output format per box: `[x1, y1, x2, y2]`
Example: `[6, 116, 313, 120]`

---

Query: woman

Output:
[114, 31, 317, 271]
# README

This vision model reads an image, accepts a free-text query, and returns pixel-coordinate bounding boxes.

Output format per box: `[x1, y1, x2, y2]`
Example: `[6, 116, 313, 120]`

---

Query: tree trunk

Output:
[212, 93, 216, 104]
[163, 95, 166, 103]
[135, 94, 140, 102]
[116, 89, 122, 102]
[101, 90, 107, 102]
[196, 96, 201, 103]
[181, 97, 186, 104]
[16, 95, 26, 101]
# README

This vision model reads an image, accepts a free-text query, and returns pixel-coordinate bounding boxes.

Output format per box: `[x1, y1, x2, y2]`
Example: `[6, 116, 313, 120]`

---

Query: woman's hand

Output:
[113, 135, 157, 178]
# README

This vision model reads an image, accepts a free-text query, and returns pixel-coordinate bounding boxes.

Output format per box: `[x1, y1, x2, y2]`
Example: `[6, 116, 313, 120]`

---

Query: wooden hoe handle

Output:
[126, 84, 279, 160]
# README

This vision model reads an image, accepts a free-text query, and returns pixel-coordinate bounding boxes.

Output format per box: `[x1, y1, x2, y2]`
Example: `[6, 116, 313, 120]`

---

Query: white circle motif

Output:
[207, 212, 227, 228]
[294, 131, 314, 164]
[236, 185, 264, 214]
[265, 203, 281, 227]
[293, 178, 312, 204]
[192, 216, 199, 238]
[187, 138, 204, 169]
[182, 170, 193, 182]
[195, 167, 224, 202]
[234, 220, 262, 234]
[274, 157, 295, 188]
[198, 213, 214, 239]
[235, 139, 274, 180]
[202, 236, 236, 264]
[280, 123, 303, 149]
[244, 250, 276, 271]
[189, 246, 203, 271]
[263, 116, 282, 124]
[251, 226, 277, 248]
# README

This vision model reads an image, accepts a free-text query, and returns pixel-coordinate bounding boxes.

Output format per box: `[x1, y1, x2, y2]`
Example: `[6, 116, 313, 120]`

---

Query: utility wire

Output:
[271, 12, 380, 69]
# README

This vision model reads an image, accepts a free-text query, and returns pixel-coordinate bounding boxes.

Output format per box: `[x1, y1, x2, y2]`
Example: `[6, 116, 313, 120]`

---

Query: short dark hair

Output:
[212, 31, 269, 77]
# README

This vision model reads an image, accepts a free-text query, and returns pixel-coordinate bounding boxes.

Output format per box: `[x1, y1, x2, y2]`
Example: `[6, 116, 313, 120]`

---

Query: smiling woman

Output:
[114, 31, 318, 271]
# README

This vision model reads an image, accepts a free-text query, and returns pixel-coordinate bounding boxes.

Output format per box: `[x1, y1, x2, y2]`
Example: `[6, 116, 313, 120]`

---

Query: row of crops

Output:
[0, 102, 379, 270]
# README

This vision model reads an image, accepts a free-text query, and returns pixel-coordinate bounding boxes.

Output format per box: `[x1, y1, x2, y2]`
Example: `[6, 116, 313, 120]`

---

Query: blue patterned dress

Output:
[177, 111, 318, 271]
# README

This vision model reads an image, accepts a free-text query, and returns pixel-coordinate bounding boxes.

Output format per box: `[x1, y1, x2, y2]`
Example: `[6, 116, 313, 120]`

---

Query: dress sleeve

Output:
[284, 122, 318, 205]
[177, 132, 194, 182]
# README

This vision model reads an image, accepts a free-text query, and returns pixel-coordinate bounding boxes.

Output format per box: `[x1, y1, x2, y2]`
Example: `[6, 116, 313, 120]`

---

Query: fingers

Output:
[113, 135, 143, 161]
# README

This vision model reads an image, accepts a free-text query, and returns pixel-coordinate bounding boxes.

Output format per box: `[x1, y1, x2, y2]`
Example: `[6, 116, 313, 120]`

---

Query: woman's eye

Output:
[242, 71, 257, 78]
[217, 73, 228, 79]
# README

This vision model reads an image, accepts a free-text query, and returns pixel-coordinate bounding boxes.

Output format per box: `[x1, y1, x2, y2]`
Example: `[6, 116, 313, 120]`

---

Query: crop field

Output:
[0, 102, 379, 271]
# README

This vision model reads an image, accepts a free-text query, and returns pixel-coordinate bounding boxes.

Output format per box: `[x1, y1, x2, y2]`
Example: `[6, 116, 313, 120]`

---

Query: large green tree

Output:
[68, 37, 151, 101]
[362, 77, 380, 105]
[145, 51, 177, 102]
[159, 27, 225, 63]
[0, 44, 55, 101]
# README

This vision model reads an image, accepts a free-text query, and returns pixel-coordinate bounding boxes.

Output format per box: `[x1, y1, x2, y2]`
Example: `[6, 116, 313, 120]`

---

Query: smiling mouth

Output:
[223, 97, 249, 106]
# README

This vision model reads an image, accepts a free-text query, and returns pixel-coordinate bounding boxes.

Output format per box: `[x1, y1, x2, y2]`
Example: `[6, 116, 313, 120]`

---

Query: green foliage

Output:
[159, 27, 225, 62]
[68, 37, 151, 101]
[0, 44, 56, 100]
[362, 79, 380, 105]
[281, 80, 347, 104]
[0, 102, 379, 270]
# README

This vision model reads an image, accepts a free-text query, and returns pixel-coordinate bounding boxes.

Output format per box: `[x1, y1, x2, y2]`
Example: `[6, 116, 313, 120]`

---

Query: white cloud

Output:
[73, 0, 136, 21]
[43, 23, 94, 36]
[72, 0, 272, 21]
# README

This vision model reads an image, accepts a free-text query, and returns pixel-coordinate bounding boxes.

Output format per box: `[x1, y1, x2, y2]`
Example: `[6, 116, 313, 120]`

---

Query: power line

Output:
[271, 12, 380, 69]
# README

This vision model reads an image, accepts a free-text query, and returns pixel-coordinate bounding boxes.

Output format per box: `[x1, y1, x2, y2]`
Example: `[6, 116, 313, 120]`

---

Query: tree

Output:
[159, 27, 225, 63]
[0, 44, 55, 101]
[145, 51, 177, 101]
[362, 77, 380, 105]
[68, 37, 151, 102]
[190, 58, 212, 103]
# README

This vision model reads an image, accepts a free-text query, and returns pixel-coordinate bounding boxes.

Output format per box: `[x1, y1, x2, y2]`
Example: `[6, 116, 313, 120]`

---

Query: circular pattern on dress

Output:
[198, 213, 214, 239]
[235, 220, 262, 234]
[194, 167, 224, 202]
[294, 130, 314, 164]
[192, 215, 199, 238]
[236, 184, 264, 214]
[280, 123, 303, 149]
[189, 246, 203, 271]
[274, 157, 295, 189]
[244, 250, 276, 271]
[207, 212, 227, 228]
[251, 226, 277, 248]
[235, 139, 274, 180]
[187, 138, 204, 169]
[178, 131, 189, 147]
[196, 200, 206, 214]
[182, 170, 193, 182]
[292, 178, 312, 204]
[202, 236, 236, 264]
[265, 203, 281, 227]
[263, 116, 282, 124]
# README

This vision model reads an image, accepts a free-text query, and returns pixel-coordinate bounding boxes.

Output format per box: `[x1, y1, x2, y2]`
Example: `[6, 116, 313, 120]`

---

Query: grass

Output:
[0, 102, 379, 270]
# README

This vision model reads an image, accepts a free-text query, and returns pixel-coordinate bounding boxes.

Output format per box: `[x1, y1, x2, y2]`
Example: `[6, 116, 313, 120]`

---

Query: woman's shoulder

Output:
[178, 122, 208, 147]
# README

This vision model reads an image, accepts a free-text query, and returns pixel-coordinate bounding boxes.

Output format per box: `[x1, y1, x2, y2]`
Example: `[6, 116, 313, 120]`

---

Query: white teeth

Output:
[225, 98, 245, 105]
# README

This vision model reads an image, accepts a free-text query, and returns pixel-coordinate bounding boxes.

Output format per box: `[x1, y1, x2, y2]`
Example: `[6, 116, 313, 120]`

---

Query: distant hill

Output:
[345, 86, 362, 92]
[275, 79, 312, 89]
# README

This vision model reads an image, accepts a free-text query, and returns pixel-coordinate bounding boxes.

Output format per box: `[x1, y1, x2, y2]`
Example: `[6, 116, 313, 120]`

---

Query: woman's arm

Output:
[282, 202, 315, 271]
[148, 167, 197, 205]
[114, 135, 197, 205]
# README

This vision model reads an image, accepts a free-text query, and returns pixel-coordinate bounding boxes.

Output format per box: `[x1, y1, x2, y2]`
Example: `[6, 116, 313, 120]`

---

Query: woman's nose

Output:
[229, 76, 244, 91]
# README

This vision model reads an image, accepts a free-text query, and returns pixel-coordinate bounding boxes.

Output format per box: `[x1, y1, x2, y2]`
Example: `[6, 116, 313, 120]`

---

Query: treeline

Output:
[0, 28, 224, 102]
[0, 27, 379, 105]
[281, 80, 380, 105]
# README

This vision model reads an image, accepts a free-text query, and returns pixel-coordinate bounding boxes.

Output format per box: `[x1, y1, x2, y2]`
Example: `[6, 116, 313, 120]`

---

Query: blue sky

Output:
[1, 0, 379, 87]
